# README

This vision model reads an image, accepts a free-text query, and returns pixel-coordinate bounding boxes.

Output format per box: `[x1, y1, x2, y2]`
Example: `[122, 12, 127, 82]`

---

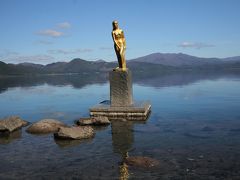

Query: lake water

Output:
[0, 72, 240, 179]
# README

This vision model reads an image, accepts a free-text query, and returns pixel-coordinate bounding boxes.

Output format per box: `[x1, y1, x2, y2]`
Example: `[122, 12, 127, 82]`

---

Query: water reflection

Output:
[0, 74, 107, 94]
[135, 71, 240, 88]
[1, 71, 240, 94]
[0, 72, 240, 179]
[111, 120, 146, 180]
[111, 120, 134, 155]
[0, 130, 22, 144]
[54, 138, 93, 148]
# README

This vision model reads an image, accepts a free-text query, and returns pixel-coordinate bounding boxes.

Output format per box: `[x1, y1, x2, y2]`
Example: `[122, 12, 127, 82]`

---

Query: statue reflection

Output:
[111, 120, 145, 180]
[111, 120, 134, 155]
[111, 120, 133, 180]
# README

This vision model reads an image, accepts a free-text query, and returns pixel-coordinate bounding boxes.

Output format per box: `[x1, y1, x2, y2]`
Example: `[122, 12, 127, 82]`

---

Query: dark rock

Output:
[54, 126, 94, 140]
[0, 116, 29, 134]
[26, 119, 67, 134]
[99, 100, 110, 105]
[125, 156, 159, 168]
[77, 116, 110, 126]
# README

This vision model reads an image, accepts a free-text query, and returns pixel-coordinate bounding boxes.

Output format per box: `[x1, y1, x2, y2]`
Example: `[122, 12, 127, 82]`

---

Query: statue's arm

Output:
[122, 31, 126, 49]
[112, 32, 120, 49]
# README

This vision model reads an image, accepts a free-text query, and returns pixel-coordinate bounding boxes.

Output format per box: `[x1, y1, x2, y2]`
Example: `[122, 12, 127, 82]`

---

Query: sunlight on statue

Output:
[112, 20, 127, 71]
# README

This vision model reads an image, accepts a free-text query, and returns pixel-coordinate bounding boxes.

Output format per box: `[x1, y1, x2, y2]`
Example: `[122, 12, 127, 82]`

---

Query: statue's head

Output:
[112, 20, 119, 30]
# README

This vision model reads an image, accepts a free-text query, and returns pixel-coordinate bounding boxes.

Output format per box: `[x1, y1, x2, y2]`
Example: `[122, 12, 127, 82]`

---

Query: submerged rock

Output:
[0, 116, 29, 134]
[54, 126, 94, 140]
[0, 130, 22, 144]
[26, 119, 67, 134]
[76, 116, 110, 126]
[54, 137, 93, 148]
[125, 156, 159, 168]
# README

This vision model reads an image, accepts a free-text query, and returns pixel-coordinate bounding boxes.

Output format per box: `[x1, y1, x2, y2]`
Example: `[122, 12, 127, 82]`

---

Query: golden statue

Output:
[112, 21, 127, 71]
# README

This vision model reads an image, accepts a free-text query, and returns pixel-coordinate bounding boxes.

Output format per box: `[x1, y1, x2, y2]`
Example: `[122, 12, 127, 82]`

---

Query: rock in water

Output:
[76, 118, 93, 125]
[94, 116, 110, 125]
[125, 156, 159, 168]
[77, 116, 110, 126]
[0, 116, 29, 133]
[26, 119, 66, 134]
[54, 126, 94, 140]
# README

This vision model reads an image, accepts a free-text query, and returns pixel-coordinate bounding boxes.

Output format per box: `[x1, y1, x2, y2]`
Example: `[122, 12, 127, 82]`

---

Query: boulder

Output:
[54, 126, 94, 140]
[77, 116, 110, 126]
[0, 116, 29, 134]
[125, 156, 159, 168]
[26, 119, 66, 134]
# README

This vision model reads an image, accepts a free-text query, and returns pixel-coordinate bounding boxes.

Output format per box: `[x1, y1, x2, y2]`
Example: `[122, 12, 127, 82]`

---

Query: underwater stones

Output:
[125, 156, 159, 168]
[0, 116, 29, 134]
[26, 119, 67, 134]
[54, 126, 94, 140]
[76, 116, 110, 126]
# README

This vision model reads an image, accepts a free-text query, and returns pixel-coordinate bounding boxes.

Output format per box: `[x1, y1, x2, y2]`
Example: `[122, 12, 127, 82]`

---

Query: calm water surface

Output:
[0, 73, 240, 179]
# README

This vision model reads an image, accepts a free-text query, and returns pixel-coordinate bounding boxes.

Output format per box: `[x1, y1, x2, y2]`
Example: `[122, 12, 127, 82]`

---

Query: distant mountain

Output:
[222, 56, 240, 62]
[129, 53, 221, 66]
[0, 61, 43, 75]
[1, 53, 240, 76]
[18, 62, 44, 68]
[95, 59, 106, 63]
[44, 58, 114, 73]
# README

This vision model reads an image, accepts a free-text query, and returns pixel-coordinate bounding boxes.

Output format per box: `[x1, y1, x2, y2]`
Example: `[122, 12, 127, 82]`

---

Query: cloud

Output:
[99, 47, 112, 50]
[57, 22, 71, 29]
[35, 40, 54, 45]
[37, 29, 64, 37]
[35, 22, 71, 38]
[178, 42, 215, 49]
[0, 49, 19, 58]
[1, 54, 55, 64]
[48, 48, 93, 55]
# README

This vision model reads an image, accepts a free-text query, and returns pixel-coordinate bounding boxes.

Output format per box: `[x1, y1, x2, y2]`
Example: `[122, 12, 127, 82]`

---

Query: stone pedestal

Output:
[110, 69, 133, 106]
[89, 68, 151, 121]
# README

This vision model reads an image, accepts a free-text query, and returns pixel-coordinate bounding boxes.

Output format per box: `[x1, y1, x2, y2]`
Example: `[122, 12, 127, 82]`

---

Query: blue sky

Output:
[0, 0, 240, 64]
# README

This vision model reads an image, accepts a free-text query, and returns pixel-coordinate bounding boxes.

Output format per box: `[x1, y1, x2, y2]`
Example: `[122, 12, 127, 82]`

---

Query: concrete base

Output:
[89, 101, 151, 121]
[110, 69, 133, 106]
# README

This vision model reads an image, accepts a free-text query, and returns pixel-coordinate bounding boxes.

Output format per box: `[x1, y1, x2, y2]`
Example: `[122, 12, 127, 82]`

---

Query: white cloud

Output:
[178, 42, 215, 49]
[1, 54, 55, 64]
[37, 29, 64, 37]
[57, 22, 71, 29]
[99, 47, 112, 50]
[0, 49, 19, 58]
[48, 48, 93, 55]
[35, 22, 71, 38]
[35, 40, 54, 45]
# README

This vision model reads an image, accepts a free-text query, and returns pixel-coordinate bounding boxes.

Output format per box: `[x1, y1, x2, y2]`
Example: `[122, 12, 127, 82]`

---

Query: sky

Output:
[0, 0, 240, 64]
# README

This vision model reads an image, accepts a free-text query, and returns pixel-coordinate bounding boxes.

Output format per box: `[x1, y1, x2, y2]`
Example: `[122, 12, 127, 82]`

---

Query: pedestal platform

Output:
[89, 69, 151, 121]
[89, 101, 151, 121]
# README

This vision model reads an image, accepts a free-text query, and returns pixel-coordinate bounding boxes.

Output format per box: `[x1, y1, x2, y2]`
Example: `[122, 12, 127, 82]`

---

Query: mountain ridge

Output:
[1, 53, 240, 75]
[129, 52, 223, 66]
